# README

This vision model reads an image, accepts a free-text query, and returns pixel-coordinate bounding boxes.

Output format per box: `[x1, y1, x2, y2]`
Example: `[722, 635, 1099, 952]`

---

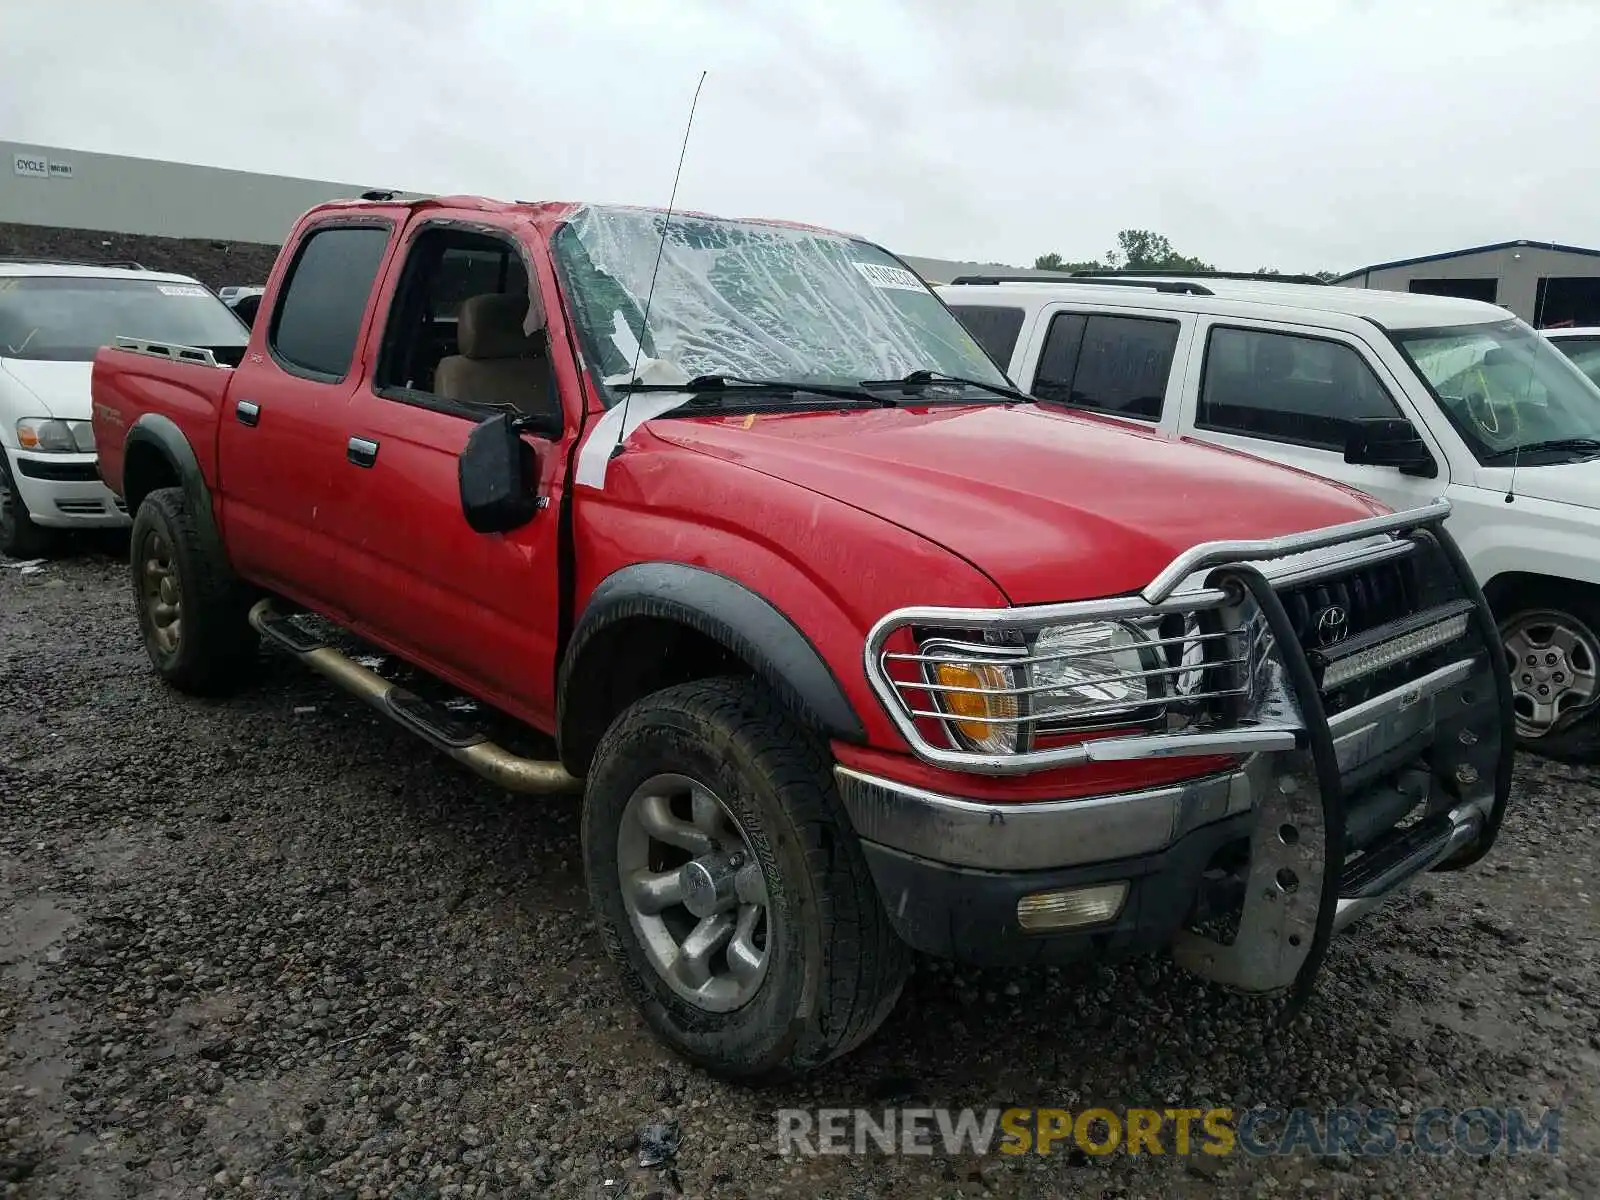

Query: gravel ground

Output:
[2, 544, 1598, 1199]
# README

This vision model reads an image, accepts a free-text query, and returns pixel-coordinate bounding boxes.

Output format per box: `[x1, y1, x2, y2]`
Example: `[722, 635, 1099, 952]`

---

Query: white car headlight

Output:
[1030, 622, 1156, 726]
[16, 417, 93, 453]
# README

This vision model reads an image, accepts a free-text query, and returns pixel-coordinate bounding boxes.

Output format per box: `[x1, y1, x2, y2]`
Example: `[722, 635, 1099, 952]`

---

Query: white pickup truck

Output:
[941, 272, 1600, 759]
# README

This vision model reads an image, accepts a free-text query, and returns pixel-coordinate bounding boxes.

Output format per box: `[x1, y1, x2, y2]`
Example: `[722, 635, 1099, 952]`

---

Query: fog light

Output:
[1016, 881, 1128, 931]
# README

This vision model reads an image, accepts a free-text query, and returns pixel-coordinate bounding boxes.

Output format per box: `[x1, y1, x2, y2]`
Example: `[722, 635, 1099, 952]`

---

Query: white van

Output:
[940, 272, 1600, 759]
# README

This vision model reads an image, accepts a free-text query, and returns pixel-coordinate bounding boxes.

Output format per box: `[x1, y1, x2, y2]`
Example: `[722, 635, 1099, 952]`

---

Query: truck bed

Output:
[91, 339, 235, 499]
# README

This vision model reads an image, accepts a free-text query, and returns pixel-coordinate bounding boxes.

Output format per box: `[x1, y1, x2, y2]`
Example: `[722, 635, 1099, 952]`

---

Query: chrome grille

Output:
[1278, 555, 1415, 659]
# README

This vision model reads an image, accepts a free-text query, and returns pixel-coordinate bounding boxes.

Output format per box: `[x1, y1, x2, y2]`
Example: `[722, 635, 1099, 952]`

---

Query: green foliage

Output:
[1032, 251, 1103, 273]
[1035, 235, 1342, 279]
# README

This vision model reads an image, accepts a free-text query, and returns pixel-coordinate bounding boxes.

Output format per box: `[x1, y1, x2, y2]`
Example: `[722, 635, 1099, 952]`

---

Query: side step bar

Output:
[248, 600, 581, 795]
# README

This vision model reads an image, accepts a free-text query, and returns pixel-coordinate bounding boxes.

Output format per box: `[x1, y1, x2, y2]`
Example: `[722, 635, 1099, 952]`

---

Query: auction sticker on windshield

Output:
[852, 262, 927, 292]
[156, 284, 210, 298]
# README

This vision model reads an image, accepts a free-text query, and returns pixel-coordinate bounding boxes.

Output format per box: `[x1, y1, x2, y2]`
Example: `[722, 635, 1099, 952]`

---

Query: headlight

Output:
[16, 418, 93, 453]
[922, 641, 1022, 754]
[1030, 621, 1156, 727]
[920, 621, 1166, 752]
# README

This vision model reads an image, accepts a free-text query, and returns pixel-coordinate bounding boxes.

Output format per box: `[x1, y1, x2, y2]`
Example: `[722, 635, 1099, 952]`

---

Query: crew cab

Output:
[0, 259, 248, 556]
[943, 272, 1600, 761]
[91, 197, 1512, 1078]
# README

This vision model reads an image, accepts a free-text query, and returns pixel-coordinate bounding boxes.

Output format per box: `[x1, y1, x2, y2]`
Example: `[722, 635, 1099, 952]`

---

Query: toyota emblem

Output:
[1316, 605, 1350, 647]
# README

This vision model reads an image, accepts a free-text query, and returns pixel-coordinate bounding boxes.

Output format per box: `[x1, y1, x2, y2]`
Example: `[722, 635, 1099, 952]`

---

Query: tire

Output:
[0, 452, 58, 559]
[1497, 581, 1600, 762]
[582, 677, 909, 1079]
[130, 486, 258, 695]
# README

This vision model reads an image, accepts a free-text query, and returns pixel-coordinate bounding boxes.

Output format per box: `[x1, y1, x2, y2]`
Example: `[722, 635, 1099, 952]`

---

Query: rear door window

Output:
[269, 225, 392, 380]
[1197, 325, 1401, 450]
[1030, 312, 1178, 420]
[947, 304, 1025, 370]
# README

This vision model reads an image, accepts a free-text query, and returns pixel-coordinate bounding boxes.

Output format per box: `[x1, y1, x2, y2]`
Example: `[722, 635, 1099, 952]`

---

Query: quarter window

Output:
[1550, 336, 1600, 387]
[269, 225, 392, 379]
[1198, 326, 1401, 450]
[1031, 313, 1178, 420]
[948, 304, 1026, 369]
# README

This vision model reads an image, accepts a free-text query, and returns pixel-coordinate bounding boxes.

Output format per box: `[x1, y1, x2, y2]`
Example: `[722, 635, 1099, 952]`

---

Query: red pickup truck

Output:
[91, 195, 1514, 1077]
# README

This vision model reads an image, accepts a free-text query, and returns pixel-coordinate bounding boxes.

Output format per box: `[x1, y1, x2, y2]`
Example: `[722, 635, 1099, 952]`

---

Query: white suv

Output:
[940, 271, 1600, 760]
[0, 260, 249, 556]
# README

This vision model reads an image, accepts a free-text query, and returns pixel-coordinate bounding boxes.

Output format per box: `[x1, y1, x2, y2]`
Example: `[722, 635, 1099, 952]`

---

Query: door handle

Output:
[347, 436, 379, 468]
[235, 399, 260, 426]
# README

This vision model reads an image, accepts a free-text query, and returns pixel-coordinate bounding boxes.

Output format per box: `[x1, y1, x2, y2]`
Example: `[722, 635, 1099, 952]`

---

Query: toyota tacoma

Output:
[91, 195, 1514, 1077]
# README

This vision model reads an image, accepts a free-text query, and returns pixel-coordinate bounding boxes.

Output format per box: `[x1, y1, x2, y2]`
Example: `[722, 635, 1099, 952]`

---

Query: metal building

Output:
[1334, 240, 1600, 328]
[1, 141, 428, 286]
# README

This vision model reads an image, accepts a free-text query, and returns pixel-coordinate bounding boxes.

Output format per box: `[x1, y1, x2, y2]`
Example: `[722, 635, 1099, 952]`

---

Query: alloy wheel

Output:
[141, 532, 183, 654]
[1503, 609, 1600, 739]
[616, 772, 771, 1013]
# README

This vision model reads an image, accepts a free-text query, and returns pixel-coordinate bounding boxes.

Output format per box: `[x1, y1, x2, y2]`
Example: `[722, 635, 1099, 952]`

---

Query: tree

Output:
[1034, 230, 1212, 275]
[1108, 229, 1213, 273]
[1036, 234, 1341, 279]
[1033, 252, 1104, 273]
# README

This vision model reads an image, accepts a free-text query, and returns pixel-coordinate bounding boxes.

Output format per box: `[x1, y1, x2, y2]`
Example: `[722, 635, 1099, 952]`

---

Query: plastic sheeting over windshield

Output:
[553, 205, 1004, 402]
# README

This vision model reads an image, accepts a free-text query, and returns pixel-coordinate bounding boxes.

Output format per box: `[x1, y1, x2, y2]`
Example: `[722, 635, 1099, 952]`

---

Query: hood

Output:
[1483, 459, 1600, 511]
[647, 404, 1385, 604]
[0, 359, 94, 421]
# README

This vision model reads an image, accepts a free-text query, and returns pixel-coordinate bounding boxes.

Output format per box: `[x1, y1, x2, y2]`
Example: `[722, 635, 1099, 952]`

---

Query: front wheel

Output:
[1499, 584, 1600, 761]
[582, 677, 909, 1079]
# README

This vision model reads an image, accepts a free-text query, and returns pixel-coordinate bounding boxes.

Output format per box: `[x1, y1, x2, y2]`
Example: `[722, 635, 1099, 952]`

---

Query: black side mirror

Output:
[1344, 416, 1438, 478]
[459, 412, 542, 533]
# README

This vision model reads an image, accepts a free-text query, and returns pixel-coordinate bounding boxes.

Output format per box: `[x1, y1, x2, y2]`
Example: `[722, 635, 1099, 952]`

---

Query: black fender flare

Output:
[122, 413, 229, 565]
[558, 562, 866, 761]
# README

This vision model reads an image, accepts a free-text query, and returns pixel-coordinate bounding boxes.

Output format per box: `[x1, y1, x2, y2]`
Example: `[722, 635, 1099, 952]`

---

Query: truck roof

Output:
[940, 273, 1510, 333]
[298, 195, 865, 243]
[0, 260, 206, 286]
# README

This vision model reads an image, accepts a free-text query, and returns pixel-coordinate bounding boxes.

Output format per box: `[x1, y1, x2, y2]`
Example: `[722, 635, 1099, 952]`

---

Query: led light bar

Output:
[1319, 611, 1471, 691]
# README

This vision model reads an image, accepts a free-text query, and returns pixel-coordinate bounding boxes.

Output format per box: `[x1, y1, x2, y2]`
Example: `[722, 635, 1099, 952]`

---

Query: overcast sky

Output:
[3, 0, 1597, 273]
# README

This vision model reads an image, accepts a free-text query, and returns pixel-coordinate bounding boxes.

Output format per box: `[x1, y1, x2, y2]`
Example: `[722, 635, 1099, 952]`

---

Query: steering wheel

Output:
[1461, 367, 1522, 445]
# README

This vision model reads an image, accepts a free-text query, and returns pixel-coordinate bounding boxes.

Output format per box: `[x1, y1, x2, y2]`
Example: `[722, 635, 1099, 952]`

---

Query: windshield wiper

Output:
[857, 369, 1034, 405]
[613, 374, 895, 407]
[1479, 437, 1600, 463]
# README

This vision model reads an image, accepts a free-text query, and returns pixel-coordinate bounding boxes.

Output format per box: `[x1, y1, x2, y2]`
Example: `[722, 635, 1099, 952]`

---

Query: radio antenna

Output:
[613, 69, 708, 459]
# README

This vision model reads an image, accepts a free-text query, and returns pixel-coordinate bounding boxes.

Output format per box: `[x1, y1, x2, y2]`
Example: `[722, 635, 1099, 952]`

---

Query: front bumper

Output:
[5, 448, 129, 528]
[846, 507, 1513, 990]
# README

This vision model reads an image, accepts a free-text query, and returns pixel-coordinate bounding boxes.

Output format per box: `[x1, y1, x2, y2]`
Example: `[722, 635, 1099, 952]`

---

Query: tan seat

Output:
[434, 293, 556, 418]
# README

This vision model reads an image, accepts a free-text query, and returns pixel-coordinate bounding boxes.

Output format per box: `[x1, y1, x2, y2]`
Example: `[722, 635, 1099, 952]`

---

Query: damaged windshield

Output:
[1395, 318, 1600, 464]
[551, 205, 1007, 405]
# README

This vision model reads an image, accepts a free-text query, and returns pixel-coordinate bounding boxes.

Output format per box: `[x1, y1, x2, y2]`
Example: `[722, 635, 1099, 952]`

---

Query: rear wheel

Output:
[131, 487, 258, 695]
[1498, 583, 1600, 761]
[582, 677, 909, 1078]
[0, 453, 57, 559]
